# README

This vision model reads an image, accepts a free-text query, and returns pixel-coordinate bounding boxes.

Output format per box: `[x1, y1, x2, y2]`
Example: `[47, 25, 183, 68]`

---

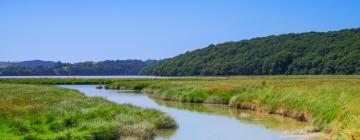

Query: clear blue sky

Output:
[1, 0, 359, 63]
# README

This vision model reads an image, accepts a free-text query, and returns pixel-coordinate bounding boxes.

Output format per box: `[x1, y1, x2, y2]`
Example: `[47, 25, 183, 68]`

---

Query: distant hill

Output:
[0, 62, 12, 68]
[0, 60, 157, 76]
[140, 28, 360, 76]
[12, 60, 57, 68]
[2, 28, 360, 76]
[0, 60, 56, 68]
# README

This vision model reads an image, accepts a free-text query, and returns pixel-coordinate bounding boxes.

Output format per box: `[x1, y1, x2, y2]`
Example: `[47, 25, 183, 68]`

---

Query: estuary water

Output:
[59, 85, 314, 140]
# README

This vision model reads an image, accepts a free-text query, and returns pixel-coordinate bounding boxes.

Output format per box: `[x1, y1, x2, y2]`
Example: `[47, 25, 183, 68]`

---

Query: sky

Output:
[1, 0, 360, 63]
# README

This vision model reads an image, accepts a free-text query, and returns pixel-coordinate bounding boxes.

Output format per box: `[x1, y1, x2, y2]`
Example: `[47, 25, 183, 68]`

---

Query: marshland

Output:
[0, 82, 176, 140]
[1, 1, 360, 139]
[1, 76, 359, 139]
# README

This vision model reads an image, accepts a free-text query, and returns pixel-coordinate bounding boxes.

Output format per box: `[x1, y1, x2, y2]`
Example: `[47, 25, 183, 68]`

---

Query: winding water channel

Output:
[59, 85, 314, 140]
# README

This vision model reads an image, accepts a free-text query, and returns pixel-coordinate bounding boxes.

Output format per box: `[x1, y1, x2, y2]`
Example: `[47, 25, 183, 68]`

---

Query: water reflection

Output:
[59, 85, 314, 140]
[153, 100, 308, 131]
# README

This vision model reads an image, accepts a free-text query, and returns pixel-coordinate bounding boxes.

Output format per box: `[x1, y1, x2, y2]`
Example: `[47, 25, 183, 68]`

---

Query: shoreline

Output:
[1, 76, 359, 139]
[0, 83, 177, 139]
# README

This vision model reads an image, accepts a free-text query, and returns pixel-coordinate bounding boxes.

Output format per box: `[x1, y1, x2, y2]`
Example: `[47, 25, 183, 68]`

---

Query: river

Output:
[59, 85, 315, 140]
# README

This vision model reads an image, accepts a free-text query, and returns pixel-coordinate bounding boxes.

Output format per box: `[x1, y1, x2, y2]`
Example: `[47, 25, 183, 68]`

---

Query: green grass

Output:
[104, 76, 360, 139]
[0, 83, 176, 140]
[1, 76, 360, 139]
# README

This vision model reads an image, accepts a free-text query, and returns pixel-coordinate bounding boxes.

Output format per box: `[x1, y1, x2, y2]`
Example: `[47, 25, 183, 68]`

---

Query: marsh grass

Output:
[2, 76, 360, 139]
[106, 76, 360, 139]
[0, 83, 176, 140]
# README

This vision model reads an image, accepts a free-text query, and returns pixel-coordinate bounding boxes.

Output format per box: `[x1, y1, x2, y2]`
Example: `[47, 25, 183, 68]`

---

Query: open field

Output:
[0, 83, 176, 140]
[1, 76, 360, 139]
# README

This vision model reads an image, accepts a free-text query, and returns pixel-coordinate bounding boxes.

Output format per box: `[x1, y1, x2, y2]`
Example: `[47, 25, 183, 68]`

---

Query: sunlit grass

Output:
[0, 83, 176, 140]
[105, 76, 360, 139]
[1, 76, 360, 139]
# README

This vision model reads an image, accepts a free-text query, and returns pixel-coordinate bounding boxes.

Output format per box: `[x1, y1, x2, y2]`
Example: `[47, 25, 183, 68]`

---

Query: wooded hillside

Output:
[140, 28, 360, 76]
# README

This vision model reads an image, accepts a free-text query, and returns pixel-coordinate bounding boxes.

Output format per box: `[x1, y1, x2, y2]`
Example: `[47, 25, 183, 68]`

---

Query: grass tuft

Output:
[0, 83, 176, 139]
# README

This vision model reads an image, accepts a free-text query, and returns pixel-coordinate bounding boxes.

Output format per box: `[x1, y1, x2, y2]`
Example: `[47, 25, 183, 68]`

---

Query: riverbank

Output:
[104, 76, 360, 139]
[0, 83, 176, 140]
[63, 84, 313, 140]
[1, 76, 359, 139]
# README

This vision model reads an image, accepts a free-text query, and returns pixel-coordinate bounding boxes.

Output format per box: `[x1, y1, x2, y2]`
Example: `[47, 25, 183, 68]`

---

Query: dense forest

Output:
[2, 28, 360, 76]
[140, 28, 360, 76]
[0, 60, 156, 76]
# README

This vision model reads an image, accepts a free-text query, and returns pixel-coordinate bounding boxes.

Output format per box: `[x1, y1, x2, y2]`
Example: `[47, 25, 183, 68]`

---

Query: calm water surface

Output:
[59, 85, 313, 140]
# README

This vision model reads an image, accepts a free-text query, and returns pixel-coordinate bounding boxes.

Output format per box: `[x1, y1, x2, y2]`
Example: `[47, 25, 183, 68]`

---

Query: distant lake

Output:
[0, 75, 165, 79]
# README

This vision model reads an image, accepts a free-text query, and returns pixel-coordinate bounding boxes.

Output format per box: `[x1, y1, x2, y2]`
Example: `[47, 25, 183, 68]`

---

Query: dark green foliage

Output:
[12, 60, 57, 68]
[0, 60, 157, 76]
[0, 62, 13, 68]
[140, 28, 360, 76]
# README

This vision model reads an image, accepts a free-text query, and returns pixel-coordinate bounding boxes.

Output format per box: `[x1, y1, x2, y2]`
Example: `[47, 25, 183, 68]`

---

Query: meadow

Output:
[0, 83, 176, 140]
[1, 76, 360, 139]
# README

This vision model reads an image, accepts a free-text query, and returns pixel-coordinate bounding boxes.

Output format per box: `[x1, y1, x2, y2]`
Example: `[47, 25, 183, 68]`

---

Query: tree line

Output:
[2, 28, 360, 76]
[0, 60, 156, 76]
[140, 28, 360, 76]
